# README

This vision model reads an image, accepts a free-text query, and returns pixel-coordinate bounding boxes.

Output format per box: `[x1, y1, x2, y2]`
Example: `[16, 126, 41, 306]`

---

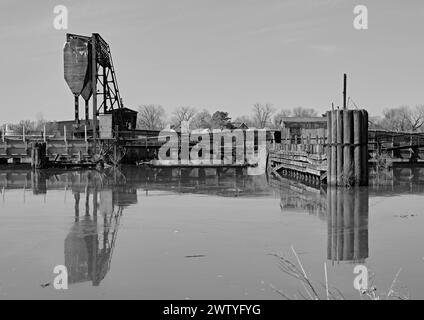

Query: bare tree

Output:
[11, 120, 35, 135]
[409, 105, 424, 131]
[251, 103, 275, 128]
[292, 107, 318, 118]
[379, 105, 424, 132]
[137, 104, 166, 130]
[272, 109, 291, 128]
[172, 106, 197, 126]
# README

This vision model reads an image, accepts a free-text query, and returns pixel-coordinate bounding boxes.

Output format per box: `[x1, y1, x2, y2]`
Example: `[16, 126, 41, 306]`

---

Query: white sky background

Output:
[0, 0, 423, 122]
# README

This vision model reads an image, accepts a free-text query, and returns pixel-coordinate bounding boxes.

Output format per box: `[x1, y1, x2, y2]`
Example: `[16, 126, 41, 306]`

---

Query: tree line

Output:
[136, 104, 319, 130]
[3, 104, 424, 134]
[137, 103, 424, 133]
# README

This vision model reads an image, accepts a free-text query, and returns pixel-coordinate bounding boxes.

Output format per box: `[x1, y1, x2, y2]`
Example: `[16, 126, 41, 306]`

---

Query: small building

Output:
[280, 117, 327, 140]
[106, 107, 138, 131]
[231, 122, 249, 130]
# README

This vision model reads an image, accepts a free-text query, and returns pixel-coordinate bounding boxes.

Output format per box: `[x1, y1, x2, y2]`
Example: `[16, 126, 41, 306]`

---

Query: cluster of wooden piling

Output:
[30, 142, 47, 169]
[326, 109, 368, 186]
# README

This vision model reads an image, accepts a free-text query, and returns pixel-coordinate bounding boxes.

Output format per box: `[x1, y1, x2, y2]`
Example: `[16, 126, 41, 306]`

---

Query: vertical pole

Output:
[91, 34, 97, 141]
[2, 125, 5, 143]
[343, 110, 353, 186]
[43, 125, 46, 143]
[64, 126, 67, 143]
[361, 110, 369, 186]
[343, 73, 347, 110]
[84, 125, 88, 142]
[23, 126, 25, 142]
[353, 111, 362, 185]
[330, 111, 337, 185]
[336, 110, 343, 186]
[74, 95, 79, 124]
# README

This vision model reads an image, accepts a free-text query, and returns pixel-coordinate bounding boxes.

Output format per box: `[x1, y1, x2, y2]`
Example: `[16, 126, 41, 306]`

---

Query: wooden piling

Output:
[343, 110, 353, 186]
[360, 110, 369, 186]
[336, 110, 344, 186]
[353, 111, 362, 185]
[326, 109, 368, 186]
[330, 111, 337, 185]
[31, 142, 47, 169]
[326, 111, 333, 184]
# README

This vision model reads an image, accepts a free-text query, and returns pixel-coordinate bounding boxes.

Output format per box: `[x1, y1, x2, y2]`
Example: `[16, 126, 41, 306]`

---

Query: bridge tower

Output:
[64, 33, 124, 140]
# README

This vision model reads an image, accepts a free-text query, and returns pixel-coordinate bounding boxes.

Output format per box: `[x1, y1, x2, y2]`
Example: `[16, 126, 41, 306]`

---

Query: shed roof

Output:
[280, 117, 327, 123]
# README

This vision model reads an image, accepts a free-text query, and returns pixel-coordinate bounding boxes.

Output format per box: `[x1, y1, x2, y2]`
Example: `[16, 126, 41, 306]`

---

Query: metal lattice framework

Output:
[65, 33, 124, 139]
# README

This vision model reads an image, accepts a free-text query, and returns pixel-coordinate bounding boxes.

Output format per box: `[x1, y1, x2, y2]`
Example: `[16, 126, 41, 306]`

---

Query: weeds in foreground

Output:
[270, 246, 409, 300]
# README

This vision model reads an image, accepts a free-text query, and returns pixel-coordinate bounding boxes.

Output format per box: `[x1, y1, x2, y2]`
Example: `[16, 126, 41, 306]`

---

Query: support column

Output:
[74, 95, 79, 124]
[91, 34, 97, 140]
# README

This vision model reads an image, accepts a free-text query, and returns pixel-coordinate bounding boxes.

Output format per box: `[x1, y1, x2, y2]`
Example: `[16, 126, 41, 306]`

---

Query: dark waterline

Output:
[1, 166, 424, 299]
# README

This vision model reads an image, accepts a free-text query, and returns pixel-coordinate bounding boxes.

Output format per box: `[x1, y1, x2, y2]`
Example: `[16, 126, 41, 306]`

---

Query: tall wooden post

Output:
[336, 110, 344, 186]
[343, 74, 347, 110]
[361, 110, 369, 185]
[343, 110, 353, 186]
[353, 111, 362, 185]
[326, 111, 332, 183]
[330, 110, 337, 185]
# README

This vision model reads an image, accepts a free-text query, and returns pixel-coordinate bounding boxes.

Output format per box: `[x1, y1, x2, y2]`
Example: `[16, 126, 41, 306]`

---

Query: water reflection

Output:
[1, 166, 424, 287]
[0, 167, 270, 287]
[327, 188, 368, 263]
[270, 175, 369, 263]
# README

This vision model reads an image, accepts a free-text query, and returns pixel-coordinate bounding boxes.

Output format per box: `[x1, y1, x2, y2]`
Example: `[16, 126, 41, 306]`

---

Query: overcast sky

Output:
[0, 0, 423, 123]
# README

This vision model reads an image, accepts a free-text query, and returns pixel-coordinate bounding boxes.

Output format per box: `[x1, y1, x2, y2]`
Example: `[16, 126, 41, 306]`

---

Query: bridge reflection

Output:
[1, 166, 424, 283]
[65, 187, 137, 286]
[0, 167, 271, 286]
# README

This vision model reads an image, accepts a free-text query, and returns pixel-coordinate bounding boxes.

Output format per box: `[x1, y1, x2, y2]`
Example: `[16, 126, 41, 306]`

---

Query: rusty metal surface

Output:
[64, 38, 90, 96]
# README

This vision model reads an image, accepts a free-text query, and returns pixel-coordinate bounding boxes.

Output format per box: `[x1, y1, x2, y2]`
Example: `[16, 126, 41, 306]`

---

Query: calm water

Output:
[1, 166, 424, 299]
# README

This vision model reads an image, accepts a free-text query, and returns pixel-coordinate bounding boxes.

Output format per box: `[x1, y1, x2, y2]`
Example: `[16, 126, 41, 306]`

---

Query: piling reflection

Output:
[272, 175, 369, 263]
[327, 188, 368, 263]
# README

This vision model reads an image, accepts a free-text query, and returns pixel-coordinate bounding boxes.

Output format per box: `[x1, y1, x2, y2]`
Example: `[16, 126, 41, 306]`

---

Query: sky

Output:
[0, 0, 423, 123]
